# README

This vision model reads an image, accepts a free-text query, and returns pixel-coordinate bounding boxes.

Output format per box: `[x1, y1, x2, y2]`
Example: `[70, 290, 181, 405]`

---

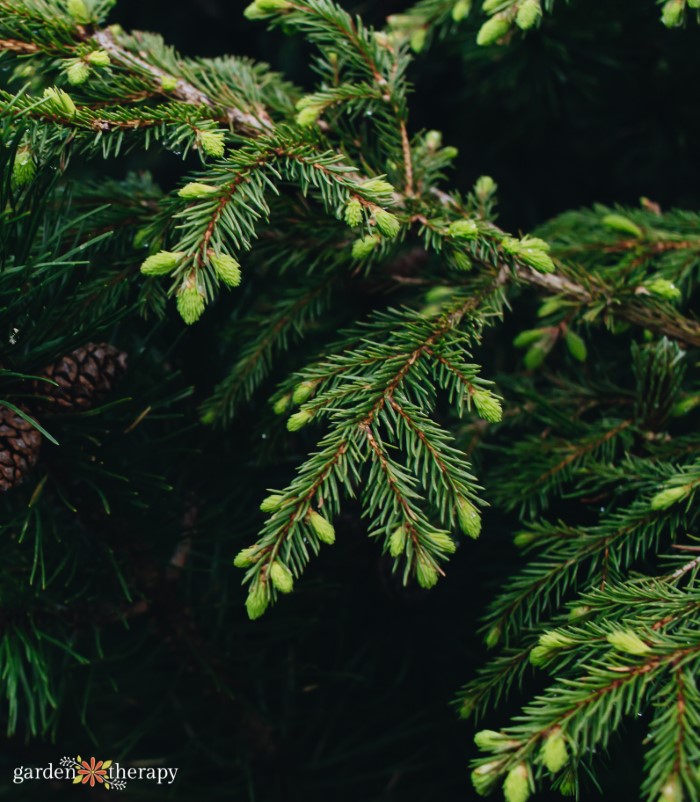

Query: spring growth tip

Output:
[415, 554, 439, 588]
[457, 497, 482, 539]
[474, 730, 520, 752]
[541, 728, 568, 773]
[260, 494, 284, 513]
[516, 0, 541, 30]
[472, 389, 503, 423]
[66, 61, 90, 85]
[471, 761, 501, 796]
[374, 209, 401, 239]
[503, 763, 532, 802]
[292, 380, 317, 405]
[474, 175, 497, 201]
[646, 278, 681, 301]
[140, 250, 184, 276]
[452, 0, 472, 21]
[244, 0, 292, 20]
[477, 15, 511, 46]
[198, 130, 225, 158]
[344, 198, 363, 228]
[67, 0, 91, 23]
[42, 87, 77, 117]
[447, 219, 479, 239]
[269, 561, 294, 594]
[178, 182, 220, 199]
[352, 234, 381, 259]
[502, 236, 555, 273]
[245, 582, 269, 620]
[234, 547, 260, 568]
[661, 0, 684, 27]
[359, 178, 395, 197]
[272, 394, 291, 415]
[388, 525, 407, 557]
[176, 279, 206, 325]
[209, 252, 242, 287]
[160, 75, 178, 92]
[11, 148, 35, 189]
[658, 775, 683, 802]
[606, 629, 651, 655]
[308, 511, 336, 544]
[287, 409, 314, 432]
[650, 484, 690, 510]
[86, 49, 110, 67]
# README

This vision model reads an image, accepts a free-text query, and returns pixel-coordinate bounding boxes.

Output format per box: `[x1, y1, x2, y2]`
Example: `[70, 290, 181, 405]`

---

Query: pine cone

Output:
[0, 405, 41, 491]
[32, 343, 128, 413]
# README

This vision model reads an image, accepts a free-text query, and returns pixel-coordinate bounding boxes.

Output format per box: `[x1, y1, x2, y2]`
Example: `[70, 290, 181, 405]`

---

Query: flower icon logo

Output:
[72, 756, 112, 788]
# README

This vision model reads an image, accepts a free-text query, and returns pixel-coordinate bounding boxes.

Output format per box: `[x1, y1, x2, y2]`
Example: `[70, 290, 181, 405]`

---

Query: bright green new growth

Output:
[67, 0, 90, 23]
[210, 253, 242, 287]
[66, 60, 90, 85]
[374, 208, 401, 239]
[178, 182, 220, 199]
[647, 277, 681, 301]
[42, 86, 77, 117]
[198, 129, 226, 158]
[541, 728, 568, 773]
[160, 74, 178, 92]
[86, 49, 110, 66]
[352, 234, 381, 259]
[457, 497, 482, 539]
[11, 147, 35, 189]
[503, 763, 531, 802]
[234, 547, 261, 568]
[176, 282, 206, 325]
[516, 0, 541, 30]
[472, 389, 503, 422]
[291, 380, 317, 405]
[286, 409, 314, 432]
[344, 198, 363, 227]
[607, 629, 652, 656]
[415, 554, 439, 588]
[269, 561, 294, 594]
[259, 494, 284, 513]
[502, 236, 555, 273]
[308, 511, 336, 545]
[388, 525, 407, 557]
[245, 581, 270, 620]
[140, 250, 184, 276]
[650, 484, 691, 510]
[448, 219, 479, 239]
[477, 14, 510, 46]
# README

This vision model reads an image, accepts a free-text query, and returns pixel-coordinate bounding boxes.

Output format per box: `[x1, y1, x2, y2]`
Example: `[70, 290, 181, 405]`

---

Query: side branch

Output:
[514, 265, 700, 348]
[91, 29, 273, 134]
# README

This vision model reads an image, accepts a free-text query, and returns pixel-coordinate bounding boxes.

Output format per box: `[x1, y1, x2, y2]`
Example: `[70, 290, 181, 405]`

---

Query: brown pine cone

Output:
[0, 405, 41, 491]
[32, 343, 128, 413]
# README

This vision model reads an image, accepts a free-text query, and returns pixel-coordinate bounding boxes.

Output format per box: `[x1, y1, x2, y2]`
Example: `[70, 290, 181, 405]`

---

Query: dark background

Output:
[2, 1, 698, 800]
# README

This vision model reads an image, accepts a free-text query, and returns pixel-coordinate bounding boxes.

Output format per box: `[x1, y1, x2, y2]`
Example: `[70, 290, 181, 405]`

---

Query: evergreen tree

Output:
[0, 0, 699, 799]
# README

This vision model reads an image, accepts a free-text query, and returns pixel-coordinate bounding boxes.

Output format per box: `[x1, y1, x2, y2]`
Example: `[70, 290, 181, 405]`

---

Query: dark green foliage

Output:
[0, 1, 699, 800]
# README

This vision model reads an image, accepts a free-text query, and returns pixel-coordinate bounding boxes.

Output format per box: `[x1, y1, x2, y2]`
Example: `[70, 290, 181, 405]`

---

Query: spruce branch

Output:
[90, 29, 274, 134]
[235, 280, 508, 616]
[471, 637, 700, 800]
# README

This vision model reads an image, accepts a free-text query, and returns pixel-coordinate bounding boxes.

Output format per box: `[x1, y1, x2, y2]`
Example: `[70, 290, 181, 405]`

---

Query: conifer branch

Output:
[90, 29, 274, 134]
[3, 4, 700, 795]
